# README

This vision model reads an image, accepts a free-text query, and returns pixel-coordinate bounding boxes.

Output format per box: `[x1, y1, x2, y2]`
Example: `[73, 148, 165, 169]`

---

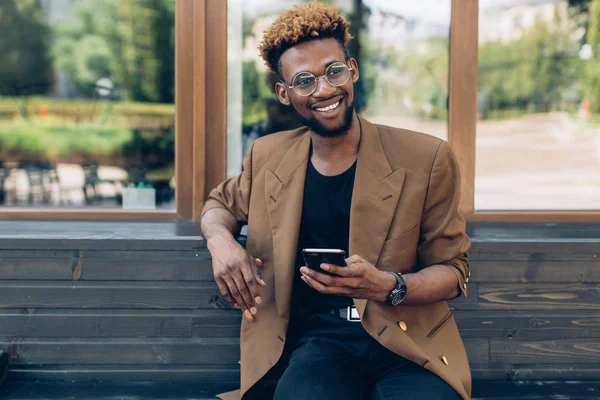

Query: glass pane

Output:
[0, 0, 175, 209]
[476, 0, 600, 210]
[227, 0, 451, 177]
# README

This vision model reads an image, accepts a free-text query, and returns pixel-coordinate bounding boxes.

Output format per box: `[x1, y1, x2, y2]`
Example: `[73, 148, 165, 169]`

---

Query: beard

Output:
[292, 98, 355, 138]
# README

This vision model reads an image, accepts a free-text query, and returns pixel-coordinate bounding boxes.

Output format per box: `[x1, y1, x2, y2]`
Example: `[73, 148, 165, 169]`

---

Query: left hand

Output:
[300, 254, 395, 303]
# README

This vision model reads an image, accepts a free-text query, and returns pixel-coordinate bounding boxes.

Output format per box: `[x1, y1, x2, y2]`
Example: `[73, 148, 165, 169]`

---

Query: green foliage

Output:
[52, 0, 175, 103]
[0, 97, 175, 119]
[478, 5, 582, 117]
[242, 61, 277, 126]
[0, 117, 132, 159]
[0, 0, 52, 95]
[585, 0, 600, 111]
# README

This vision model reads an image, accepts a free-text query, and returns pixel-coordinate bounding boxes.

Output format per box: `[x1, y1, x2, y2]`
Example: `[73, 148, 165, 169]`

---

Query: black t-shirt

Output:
[291, 159, 357, 313]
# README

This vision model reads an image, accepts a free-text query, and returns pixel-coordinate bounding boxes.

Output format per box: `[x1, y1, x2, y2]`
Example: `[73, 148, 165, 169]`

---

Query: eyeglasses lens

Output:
[291, 63, 350, 96]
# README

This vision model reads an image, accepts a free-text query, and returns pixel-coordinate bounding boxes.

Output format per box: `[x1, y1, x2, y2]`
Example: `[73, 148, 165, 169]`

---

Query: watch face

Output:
[391, 288, 407, 306]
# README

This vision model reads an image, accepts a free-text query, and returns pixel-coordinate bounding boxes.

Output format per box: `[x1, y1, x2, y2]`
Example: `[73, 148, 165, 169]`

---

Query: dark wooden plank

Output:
[478, 284, 600, 310]
[470, 364, 508, 380]
[7, 364, 239, 383]
[0, 250, 78, 258]
[192, 313, 241, 338]
[0, 251, 79, 281]
[0, 257, 75, 281]
[0, 381, 222, 400]
[472, 380, 600, 400]
[80, 258, 214, 281]
[2, 338, 239, 365]
[0, 250, 215, 281]
[0, 312, 191, 338]
[468, 251, 600, 262]
[470, 241, 600, 256]
[455, 310, 600, 339]
[464, 338, 489, 365]
[491, 339, 600, 364]
[0, 221, 207, 251]
[0, 281, 228, 310]
[467, 222, 600, 240]
[470, 261, 600, 283]
[448, 283, 479, 310]
[80, 250, 211, 261]
[508, 364, 600, 380]
[0, 309, 238, 338]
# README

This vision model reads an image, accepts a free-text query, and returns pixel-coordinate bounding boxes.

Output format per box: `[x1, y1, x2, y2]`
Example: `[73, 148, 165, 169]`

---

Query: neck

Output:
[310, 113, 361, 164]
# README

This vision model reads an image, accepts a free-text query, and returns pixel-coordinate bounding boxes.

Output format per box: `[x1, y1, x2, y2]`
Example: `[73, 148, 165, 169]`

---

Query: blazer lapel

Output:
[350, 116, 406, 318]
[266, 130, 311, 318]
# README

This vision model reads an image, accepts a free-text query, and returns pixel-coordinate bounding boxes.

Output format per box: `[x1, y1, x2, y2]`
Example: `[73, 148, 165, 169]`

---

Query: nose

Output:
[312, 76, 336, 98]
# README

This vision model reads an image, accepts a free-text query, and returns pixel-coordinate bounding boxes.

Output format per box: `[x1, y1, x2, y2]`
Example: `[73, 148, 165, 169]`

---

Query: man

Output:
[201, 2, 471, 399]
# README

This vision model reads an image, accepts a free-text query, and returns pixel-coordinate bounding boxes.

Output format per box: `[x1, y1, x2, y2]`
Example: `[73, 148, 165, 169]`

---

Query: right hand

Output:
[208, 235, 267, 320]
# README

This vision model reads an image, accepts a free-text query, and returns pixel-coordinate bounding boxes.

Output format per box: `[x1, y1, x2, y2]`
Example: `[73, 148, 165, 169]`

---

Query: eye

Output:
[295, 77, 314, 87]
[328, 66, 344, 76]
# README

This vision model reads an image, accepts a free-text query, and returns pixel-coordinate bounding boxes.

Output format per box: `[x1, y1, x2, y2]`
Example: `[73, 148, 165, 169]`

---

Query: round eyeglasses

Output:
[282, 61, 354, 97]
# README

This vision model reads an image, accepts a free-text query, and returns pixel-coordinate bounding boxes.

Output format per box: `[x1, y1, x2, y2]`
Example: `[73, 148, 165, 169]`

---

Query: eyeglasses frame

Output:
[279, 59, 355, 97]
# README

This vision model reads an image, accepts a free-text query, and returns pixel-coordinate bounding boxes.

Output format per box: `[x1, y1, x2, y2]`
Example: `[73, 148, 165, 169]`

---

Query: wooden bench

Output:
[0, 221, 598, 398]
[2, 380, 600, 399]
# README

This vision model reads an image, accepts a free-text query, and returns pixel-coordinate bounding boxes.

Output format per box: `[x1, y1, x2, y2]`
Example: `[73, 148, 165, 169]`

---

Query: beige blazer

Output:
[202, 116, 472, 400]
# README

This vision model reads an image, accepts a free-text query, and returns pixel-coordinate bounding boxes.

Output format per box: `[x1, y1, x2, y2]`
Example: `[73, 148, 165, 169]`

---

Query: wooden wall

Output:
[0, 222, 598, 391]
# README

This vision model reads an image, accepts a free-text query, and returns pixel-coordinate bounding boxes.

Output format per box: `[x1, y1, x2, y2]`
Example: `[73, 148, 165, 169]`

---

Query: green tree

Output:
[0, 0, 51, 96]
[585, 0, 600, 111]
[52, 0, 174, 103]
[478, 4, 580, 116]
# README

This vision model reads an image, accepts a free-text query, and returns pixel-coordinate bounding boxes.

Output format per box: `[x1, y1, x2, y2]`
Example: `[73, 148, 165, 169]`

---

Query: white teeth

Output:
[316, 101, 340, 112]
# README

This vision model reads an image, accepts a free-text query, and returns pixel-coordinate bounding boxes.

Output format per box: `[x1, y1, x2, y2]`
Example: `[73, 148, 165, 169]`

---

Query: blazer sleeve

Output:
[201, 141, 255, 224]
[417, 140, 471, 297]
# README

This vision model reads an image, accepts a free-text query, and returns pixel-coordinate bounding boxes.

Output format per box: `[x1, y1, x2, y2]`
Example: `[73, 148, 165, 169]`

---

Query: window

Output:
[475, 0, 600, 211]
[0, 0, 176, 210]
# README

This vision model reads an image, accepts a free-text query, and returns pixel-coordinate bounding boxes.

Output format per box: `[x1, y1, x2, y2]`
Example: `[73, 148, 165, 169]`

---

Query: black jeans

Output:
[274, 312, 460, 400]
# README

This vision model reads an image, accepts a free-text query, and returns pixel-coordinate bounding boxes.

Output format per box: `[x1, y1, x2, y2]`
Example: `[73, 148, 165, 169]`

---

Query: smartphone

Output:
[302, 248, 347, 273]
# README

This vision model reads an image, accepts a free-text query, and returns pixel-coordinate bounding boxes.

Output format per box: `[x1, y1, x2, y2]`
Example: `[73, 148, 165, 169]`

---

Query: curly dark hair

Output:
[258, 1, 354, 77]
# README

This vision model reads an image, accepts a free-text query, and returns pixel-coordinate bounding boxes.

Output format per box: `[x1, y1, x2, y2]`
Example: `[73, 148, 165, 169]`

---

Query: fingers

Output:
[252, 257, 267, 287]
[320, 263, 356, 277]
[215, 279, 236, 307]
[301, 274, 334, 294]
[239, 260, 262, 310]
[345, 254, 363, 265]
[224, 276, 255, 321]
[300, 266, 339, 287]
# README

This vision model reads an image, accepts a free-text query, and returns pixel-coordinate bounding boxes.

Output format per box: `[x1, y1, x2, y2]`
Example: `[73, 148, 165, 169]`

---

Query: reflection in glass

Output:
[227, 0, 451, 176]
[476, 0, 600, 210]
[0, 0, 175, 209]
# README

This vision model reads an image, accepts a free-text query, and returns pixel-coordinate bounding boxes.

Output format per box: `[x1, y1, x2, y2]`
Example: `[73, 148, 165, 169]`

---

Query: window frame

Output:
[0, 0, 227, 221]
[449, 0, 600, 223]
[3, 0, 597, 223]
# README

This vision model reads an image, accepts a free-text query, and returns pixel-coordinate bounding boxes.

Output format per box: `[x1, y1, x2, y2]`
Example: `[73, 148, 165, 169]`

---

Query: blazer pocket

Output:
[427, 310, 453, 339]
[383, 224, 420, 253]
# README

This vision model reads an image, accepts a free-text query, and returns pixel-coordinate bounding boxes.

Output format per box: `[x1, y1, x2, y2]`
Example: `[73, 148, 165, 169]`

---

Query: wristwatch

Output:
[385, 271, 407, 306]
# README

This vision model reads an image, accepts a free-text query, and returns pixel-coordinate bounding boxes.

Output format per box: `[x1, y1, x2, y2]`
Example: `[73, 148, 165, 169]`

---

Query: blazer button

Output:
[442, 356, 449, 366]
[398, 321, 408, 331]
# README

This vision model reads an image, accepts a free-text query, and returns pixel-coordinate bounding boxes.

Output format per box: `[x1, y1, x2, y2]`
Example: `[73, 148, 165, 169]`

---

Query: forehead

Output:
[279, 38, 346, 80]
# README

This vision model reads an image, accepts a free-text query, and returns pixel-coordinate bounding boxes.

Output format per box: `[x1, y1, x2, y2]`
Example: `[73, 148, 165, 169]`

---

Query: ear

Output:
[349, 58, 360, 83]
[275, 82, 291, 106]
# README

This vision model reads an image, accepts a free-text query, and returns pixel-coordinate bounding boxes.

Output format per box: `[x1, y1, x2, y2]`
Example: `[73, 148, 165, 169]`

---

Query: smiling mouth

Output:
[315, 101, 340, 112]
